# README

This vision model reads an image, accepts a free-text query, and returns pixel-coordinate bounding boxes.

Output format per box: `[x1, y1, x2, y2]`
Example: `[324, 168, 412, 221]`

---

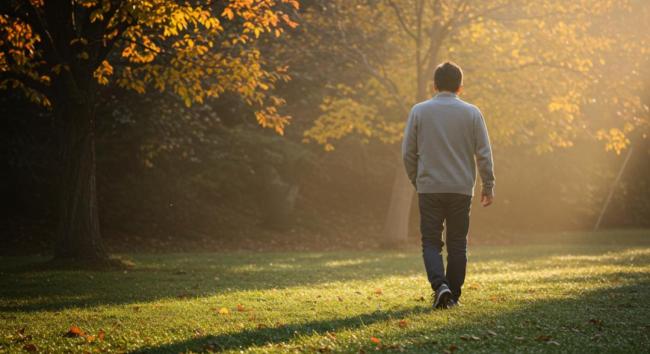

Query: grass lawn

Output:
[1, 230, 649, 353]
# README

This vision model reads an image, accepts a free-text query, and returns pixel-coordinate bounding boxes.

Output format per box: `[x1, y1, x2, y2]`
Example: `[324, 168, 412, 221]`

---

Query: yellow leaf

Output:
[222, 8, 234, 20]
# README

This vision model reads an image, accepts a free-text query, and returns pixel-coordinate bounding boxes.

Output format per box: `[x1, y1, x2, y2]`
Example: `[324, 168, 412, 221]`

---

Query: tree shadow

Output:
[130, 280, 650, 353]
[0, 244, 645, 313]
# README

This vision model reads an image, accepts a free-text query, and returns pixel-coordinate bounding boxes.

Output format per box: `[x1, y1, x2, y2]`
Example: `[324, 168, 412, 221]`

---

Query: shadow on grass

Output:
[0, 251, 420, 312]
[130, 306, 433, 353]
[129, 280, 650, 353]
[0, 243, 646, 313]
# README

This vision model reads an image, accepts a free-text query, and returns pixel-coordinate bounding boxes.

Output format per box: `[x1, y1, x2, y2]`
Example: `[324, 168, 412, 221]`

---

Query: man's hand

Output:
[480, 193, 494, 207]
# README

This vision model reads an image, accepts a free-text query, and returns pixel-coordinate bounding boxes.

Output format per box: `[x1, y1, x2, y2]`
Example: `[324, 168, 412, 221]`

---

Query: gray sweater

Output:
[401, 92, 495, 196]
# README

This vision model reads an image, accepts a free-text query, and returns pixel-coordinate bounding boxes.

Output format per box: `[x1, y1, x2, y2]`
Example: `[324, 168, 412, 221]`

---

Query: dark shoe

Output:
[432, 283, 452, 309]
[446, 298, 461, 308]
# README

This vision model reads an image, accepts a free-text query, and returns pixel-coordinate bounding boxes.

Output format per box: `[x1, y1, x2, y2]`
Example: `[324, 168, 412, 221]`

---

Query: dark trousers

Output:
[418, 192, 472, 301]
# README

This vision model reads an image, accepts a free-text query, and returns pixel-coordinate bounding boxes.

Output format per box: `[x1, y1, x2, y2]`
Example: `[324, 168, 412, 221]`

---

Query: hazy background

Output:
[2, 0, 649, 254]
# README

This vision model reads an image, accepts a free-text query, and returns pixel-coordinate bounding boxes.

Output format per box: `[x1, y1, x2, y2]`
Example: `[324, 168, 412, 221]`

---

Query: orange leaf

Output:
[22, 344, 37, 352]
[398, 319, 408, 328]
[98, 329, 105, 341]
[370, 336, 381, 344]
[236, 304, 245, 312]
[63, 326, 85, 338]
[222, 8, 234, 20]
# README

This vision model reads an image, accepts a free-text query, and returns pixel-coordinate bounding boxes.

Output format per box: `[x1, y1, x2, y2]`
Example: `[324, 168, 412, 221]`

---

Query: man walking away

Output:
[401, 61, 495, 309]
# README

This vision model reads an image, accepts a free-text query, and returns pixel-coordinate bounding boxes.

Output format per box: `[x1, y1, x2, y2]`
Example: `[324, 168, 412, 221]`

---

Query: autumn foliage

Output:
[1, 0, 299, 134]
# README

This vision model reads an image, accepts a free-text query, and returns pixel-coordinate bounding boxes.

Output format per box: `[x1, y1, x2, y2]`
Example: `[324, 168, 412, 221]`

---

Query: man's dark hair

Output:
[433, 61, 463, 92]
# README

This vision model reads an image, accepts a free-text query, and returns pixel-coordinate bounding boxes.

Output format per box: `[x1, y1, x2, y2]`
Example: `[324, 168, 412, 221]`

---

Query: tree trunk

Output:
[381, 159, 415, 246]
[381, 24, 443, 247]
[53, 89, 107, 261]
[381, 80, 425, 247]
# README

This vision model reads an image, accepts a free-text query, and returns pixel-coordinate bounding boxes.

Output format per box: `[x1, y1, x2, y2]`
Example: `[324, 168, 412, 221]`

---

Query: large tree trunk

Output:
[53, 85, 107, 261]
[381, 160, 415, 246]
[380, 84, 425, 247]
[382, 27, 443, 246]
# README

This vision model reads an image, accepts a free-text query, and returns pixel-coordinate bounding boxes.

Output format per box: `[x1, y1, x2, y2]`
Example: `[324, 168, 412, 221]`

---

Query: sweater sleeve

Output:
[401, 107, 418, 188]
[473, 107, 496, 196]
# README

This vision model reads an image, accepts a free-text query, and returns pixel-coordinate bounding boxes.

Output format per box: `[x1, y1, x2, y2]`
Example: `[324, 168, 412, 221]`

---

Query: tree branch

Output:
[334, 17, 408, 114]
[386, 0, 417, 41]
[0, 70, 52, 95]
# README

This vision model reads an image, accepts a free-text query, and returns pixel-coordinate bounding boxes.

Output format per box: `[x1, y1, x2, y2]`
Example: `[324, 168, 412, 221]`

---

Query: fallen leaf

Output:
[471, 335, 481, 341]
[589, 319, 603, 326]
[337, 296, 343, 302]
[370, 336, 381, 344]
[22, 344, 37, 352]
[548, 340, 560, 346]
[448, 344, 458, 352]
[13, 328, 32, 342]
[236, 304, 246, 312]
[417, 296, 426, 302]
[460, 335, 469, 341]
[489, 295, 503, 302]
[85, 335, 96, 343]
[536, 335, 552, 342]
[97, 329, 105, 341]
[218, 307, 229, 315]
[514, 336, 525, 341]
[398, 319, 408, 328]
[374, 288, 383, 295]
[63, 326, 85, 338]
[487, 330, 497, 336]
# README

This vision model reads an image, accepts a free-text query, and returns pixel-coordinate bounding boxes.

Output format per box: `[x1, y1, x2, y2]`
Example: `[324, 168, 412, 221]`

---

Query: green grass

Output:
[1, 230, 649, 353]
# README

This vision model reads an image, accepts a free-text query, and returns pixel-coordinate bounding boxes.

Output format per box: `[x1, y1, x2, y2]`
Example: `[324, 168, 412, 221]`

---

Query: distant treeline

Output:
[2, 0, 649, 255]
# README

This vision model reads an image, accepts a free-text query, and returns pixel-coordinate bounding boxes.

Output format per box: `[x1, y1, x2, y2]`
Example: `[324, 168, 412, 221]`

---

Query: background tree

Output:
[0, 0, 299, 263]
[301, 0, 650, 245]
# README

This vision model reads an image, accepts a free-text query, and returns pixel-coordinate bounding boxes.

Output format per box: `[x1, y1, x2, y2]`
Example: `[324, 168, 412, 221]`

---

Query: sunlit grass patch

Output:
[1, 230, 649, 353]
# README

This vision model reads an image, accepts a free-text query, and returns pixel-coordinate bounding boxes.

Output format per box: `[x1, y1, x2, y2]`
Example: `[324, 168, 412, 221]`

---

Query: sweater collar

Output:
[434, 91, 458, 98]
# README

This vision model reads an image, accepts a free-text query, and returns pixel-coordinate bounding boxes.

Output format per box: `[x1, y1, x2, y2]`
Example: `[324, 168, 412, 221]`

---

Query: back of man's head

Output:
[433, 61, 463, 93]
